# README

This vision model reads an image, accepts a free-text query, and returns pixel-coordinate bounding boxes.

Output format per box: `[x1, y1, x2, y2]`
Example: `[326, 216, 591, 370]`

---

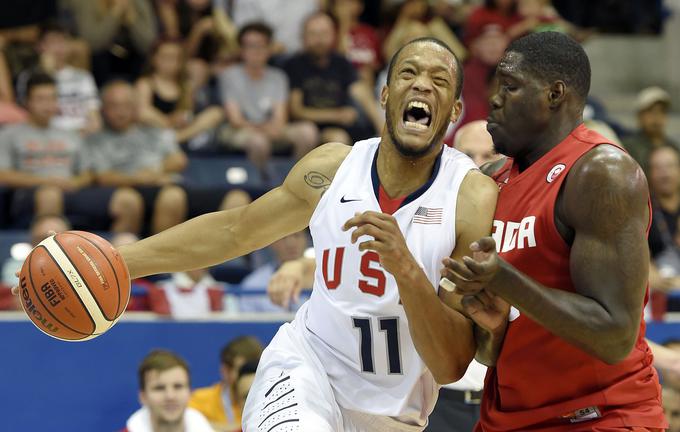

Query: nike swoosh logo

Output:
[340, 195, 362, 203]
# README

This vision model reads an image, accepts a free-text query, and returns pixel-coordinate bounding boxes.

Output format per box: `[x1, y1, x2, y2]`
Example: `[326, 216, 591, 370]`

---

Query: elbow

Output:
[597, 325, 638, 365]
[431, 360, 468, 385]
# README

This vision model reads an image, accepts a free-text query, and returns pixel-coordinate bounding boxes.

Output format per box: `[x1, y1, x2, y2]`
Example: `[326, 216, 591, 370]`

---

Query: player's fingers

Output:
[342, 212, 364, 231]
[462, 255, 494, 275]
[439, 269, 483, 295]
[357, 240, 385, 253]
[441, 257, 476, 280]
[351, 224, 384, 244]
[470, 237, 496, 253]
[11, 285, 19, 296]
[461, 295, 485, 315]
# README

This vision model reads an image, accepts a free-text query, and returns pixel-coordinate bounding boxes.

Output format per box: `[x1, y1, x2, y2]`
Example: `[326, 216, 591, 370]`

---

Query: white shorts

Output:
[241, 317, 425, 432]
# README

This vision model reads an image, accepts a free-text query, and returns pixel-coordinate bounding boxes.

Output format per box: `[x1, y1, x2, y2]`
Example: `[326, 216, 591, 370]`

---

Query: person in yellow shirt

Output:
[189, 336, 263, 431]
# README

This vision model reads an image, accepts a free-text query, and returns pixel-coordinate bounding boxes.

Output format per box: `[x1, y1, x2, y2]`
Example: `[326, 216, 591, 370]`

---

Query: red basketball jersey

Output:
[476, 124, 666, 431]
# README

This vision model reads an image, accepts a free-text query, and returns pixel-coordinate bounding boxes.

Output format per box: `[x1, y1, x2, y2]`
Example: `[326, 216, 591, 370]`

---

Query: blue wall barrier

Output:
[0, 314, 288, 432]
[0, 315, 678, 432]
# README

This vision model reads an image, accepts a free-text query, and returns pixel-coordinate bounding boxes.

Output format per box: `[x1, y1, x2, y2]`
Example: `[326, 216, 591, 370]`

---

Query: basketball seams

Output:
[69, 231, 126, 318]
[26, 246, 92, 339]
[43, 236, 111, 334]
[55, 233, 120, 321]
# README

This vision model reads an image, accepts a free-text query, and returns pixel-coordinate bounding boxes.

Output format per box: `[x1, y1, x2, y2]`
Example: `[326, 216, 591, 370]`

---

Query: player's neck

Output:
[516, 117, 582, 172]
[376, 143, 439, 198]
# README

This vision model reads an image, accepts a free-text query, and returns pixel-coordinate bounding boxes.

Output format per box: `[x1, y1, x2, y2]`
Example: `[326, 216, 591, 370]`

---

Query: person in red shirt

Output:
[442, 31, 667, 431]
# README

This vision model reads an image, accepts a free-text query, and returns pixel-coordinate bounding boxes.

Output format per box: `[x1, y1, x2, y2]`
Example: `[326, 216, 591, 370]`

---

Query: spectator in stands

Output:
[646, 146, 680, 310]
[67, 0, 157, 86]
[459, 0, 522, 127]
[230, 0, 320, 57]
[240, 230, 309, 312]
[156, 0, 238, 64]
[123, 350, 213, 432]
[663, 387, 680, 432]
[234, 360, 259, 415]
[147, 267, 225, 318]
[330, 0, 382, 89]
[1, 213, 71, 286]
[0, 41, 27, 125]
[189, 336, 263, 431]
[0, 73, 143, 232]
[623, 86, 679, 174]
[514, 0, 590, 40]
[382, 0, 467, 67]
[218, 22, 318, 174]
[452, 120, 500, 166]
[284, 12, 382, 145]
[16, 22, 101, 134]
[88, 80, 189, 235]
[136, 38, 224, 144]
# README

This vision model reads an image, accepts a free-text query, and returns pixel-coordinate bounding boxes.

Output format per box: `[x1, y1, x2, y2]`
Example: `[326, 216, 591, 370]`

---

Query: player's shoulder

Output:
[459, 169, 499, 203]
[569, 144, 647, 193]
[297, 141, 352, 171]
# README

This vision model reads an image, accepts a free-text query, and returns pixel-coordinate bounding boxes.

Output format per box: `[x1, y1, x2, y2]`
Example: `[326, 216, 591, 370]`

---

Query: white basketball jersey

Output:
[300, 137, 477, 420]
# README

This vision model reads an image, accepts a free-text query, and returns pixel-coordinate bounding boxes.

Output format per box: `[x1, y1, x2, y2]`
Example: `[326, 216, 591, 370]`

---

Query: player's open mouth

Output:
[402, 100, 432, 131]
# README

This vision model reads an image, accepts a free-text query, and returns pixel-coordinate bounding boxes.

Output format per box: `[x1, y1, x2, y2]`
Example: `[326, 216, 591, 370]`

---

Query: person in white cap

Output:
[623, 86, 678, 173]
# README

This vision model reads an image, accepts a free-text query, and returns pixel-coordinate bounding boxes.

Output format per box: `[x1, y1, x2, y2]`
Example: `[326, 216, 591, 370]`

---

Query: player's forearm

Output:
[489, 260, 637, 364]
[119, 207, 253, 278]
[474, 323, 506, 367]
[395, 263, 475, 384]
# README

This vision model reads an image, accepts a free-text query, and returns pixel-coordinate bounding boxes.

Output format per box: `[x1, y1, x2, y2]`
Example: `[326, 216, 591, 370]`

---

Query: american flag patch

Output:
[413, 207, 443, 224]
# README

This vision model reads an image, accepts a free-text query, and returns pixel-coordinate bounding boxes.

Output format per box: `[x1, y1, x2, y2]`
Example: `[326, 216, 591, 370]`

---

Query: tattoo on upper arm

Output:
[304, 171, 331, 196]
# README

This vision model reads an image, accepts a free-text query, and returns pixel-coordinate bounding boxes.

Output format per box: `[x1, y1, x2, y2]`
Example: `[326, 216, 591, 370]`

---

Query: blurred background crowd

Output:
[0, 0, 679, 431]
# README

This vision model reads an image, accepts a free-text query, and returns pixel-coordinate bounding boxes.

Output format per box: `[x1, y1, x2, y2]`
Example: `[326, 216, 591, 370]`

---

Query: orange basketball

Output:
[18, 231, 131, 341]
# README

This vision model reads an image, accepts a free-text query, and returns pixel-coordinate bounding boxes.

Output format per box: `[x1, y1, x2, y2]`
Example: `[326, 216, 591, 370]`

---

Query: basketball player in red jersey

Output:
[442, 32, 667, 431]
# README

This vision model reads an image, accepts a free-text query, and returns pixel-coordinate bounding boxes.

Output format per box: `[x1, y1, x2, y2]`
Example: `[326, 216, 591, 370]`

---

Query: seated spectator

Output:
[240, 230, 310, 312]
[147, 267, 225, 318]
[234, 360, 259, 415]
[623, 86, 679, 174]
[284, 12, 382, 145]
[189, 336, 263, 431]
[16, 21, 102, 134]
[88, 80, 188, 235]
[646, 147, 680, 319]
[218, 22, 318, 173]
[156, 0, 239, 64]
[1, 214, 71, 289]
[0, 43, 27, 125]
[382, 0, 467, 66]
[663, 387, 680, 432]
[0, 72, 143, 232]
[514, 0, 591, 40]
[67, 0, 157, 86]
[452, 120, 501, 166]
[122, 350, 213, 432]
[330, 0, 382, 89]
[136, 38, 224, 145]
[229, 0, 320, 57]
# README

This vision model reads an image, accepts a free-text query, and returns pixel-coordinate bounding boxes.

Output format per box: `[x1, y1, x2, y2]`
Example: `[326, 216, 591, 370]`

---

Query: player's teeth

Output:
[408, 101, 431, 114]
[405, 121, 428, 130]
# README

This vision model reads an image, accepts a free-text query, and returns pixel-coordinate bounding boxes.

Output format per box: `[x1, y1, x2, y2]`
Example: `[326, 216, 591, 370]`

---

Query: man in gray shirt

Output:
[218, 22, 318, 173]
[0, 72, 143, 232]
[87, 80, 188, 235]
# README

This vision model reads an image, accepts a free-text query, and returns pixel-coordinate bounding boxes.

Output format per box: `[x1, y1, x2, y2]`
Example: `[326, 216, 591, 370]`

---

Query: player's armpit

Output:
[120, 143, 350, 279]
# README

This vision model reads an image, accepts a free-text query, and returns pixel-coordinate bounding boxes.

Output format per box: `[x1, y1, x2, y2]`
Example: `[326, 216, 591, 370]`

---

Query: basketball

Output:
[18, 231, 131, 342]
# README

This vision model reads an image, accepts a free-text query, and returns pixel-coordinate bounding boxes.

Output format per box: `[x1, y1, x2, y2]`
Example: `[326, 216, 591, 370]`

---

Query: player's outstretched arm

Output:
[120, 143, 350, 279]
[446, 146, 650, 364]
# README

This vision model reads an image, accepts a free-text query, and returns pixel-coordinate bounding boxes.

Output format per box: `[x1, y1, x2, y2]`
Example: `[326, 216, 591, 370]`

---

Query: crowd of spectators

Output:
[0, 1, 678, 430]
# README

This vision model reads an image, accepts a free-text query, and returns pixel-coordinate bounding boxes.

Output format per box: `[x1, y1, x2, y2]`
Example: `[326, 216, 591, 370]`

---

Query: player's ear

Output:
[450, 100, 462, 123]
[548, 81, 566, 108]
[380, 85, 388, 110]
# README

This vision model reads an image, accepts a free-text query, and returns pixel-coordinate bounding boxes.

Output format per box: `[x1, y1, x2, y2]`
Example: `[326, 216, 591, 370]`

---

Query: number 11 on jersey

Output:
[352, 316, 403, 374]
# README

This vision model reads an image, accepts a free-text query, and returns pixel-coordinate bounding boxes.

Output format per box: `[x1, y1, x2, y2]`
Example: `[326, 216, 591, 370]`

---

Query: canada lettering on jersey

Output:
[492, 216, 537, 253]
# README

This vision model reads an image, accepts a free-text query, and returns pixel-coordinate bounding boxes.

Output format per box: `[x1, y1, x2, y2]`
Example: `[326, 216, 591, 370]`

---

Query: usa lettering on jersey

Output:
[492, 216, 536, 253]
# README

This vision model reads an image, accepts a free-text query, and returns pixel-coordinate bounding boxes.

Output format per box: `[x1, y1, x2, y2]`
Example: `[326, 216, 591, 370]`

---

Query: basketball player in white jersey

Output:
[108, 38, 499, 430]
